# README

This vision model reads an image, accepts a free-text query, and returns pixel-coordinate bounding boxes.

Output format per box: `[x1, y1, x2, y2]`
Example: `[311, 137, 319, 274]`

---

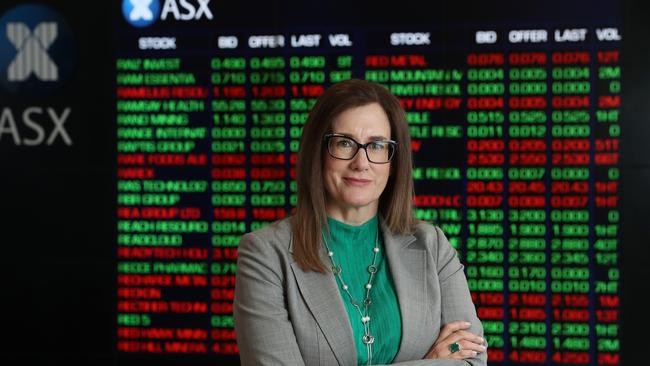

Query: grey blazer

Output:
[234, 218, 487, 366]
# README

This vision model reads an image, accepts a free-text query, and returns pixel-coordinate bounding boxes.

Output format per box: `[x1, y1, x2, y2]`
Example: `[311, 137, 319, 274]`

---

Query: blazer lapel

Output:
[289, 240, 356, 366]
[381, 220, 431, 362]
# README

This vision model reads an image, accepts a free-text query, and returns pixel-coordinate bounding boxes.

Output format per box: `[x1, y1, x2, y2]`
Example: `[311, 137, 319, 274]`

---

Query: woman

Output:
[234, 79, 487, 365]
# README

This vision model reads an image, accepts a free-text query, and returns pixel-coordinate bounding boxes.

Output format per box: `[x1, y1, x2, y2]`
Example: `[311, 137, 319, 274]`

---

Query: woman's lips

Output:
[343, 177, 371, 186]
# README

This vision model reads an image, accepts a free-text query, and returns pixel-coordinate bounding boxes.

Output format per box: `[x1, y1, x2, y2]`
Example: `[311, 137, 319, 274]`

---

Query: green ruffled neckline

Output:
[327, 214, 377, 228]
[325, 215, 379, 245]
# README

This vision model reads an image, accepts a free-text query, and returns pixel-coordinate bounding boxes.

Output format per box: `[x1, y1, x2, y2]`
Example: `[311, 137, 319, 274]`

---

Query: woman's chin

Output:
[340, 197, 378, 210]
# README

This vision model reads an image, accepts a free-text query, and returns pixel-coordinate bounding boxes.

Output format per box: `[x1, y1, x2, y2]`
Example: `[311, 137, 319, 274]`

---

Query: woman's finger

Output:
[449, 349, 479, 359]
[425, 322, 486, 360]
[445, 332, 487, 359]
[437, 320, 471, 343]
[456, 339, 487, 354]
[448, 330, 485, 346]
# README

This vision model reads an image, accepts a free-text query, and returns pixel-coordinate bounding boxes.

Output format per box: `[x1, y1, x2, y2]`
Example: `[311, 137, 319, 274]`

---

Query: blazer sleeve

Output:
[234, 232, 306, 366]
[431, 226, 487, 366]
[373, 226, 489, 366]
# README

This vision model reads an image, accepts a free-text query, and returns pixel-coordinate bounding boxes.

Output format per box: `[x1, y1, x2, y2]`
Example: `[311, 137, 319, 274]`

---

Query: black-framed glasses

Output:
[324, 133, 397, 164]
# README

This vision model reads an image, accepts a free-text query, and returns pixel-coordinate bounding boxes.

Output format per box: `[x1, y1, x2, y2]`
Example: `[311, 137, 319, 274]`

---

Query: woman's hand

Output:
[424, 321, 488, 360]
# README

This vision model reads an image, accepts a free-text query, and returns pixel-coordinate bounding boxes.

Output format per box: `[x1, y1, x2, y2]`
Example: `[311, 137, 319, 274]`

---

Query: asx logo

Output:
[0, 4, 75, 146]
[6, 22, 58, 82]
[0, 4, 74, 92]
[122, 0, 213, 28]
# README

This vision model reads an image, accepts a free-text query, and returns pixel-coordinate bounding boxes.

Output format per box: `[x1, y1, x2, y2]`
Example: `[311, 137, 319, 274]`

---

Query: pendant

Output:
[362, 334, 375, 344]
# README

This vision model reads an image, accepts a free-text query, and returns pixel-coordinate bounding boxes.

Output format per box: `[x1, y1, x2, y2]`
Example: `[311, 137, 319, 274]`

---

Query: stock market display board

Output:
[115, 3, 621, 365]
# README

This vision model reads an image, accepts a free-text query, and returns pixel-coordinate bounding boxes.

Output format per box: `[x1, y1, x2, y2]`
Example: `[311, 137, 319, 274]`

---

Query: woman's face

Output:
[323, 103, 392, 219]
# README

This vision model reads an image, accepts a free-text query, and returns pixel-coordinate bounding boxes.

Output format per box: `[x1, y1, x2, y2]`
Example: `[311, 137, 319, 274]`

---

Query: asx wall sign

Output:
[0, 4, 75, 146]
[122, 0, 213, 27]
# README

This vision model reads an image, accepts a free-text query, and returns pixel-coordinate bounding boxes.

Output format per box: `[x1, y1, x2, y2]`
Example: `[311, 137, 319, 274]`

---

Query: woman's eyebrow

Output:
[332, 132, 389, 141]
[368, 135, 389, 140]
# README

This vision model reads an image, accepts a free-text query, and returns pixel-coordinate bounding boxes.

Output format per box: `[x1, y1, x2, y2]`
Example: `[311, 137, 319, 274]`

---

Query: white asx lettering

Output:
[0, 107, 72, 146]
[161, 0, 213, 21]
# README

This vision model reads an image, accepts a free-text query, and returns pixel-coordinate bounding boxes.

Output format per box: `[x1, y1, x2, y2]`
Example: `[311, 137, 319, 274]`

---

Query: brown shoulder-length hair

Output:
[290, 79, 416, 273]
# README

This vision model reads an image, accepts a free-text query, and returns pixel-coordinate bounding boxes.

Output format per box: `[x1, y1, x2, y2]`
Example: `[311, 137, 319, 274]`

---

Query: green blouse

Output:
[324, 215, 402, 365]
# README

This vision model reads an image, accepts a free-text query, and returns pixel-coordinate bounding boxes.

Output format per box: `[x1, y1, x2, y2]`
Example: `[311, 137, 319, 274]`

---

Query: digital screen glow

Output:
[115, 18, 621, 365]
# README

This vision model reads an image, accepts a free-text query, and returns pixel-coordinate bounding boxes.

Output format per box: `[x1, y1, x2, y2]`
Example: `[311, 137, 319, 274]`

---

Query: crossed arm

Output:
[234, 228, 488, 365]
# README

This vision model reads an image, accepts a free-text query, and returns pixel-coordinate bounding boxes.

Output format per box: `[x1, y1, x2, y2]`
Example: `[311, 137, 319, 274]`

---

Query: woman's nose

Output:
[349, 147, 371, 170]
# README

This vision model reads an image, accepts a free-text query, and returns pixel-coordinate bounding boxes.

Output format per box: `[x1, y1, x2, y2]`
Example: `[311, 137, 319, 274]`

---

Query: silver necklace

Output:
[322, 227, 380, 366]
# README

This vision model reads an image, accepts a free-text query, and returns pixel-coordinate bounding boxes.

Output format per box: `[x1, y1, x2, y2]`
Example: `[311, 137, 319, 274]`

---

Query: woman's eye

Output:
[337, 139, 353, 147]
[369, 142, 386, 151]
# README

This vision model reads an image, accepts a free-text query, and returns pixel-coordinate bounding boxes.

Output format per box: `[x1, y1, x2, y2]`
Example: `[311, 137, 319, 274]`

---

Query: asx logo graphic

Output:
[0, 4, 74, 93]
[7, 22, 58, 81]
[122, 0, 213, 28]
[0, 4, 74, 146]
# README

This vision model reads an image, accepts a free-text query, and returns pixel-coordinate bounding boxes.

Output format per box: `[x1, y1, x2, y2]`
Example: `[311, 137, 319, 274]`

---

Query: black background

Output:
[0, 0, 648, 365]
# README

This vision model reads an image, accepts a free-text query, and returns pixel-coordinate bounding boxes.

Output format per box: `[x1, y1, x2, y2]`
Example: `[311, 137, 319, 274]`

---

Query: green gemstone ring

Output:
[449, 342, 461, 353]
